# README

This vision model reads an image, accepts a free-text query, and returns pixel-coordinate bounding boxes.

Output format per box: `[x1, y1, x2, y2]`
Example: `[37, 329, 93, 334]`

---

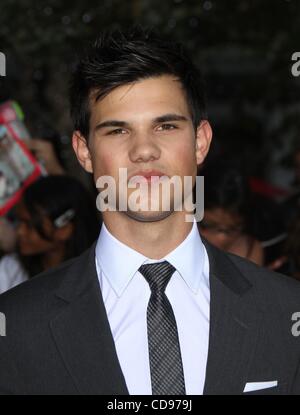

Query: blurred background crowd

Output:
[1, 0, 300, 293]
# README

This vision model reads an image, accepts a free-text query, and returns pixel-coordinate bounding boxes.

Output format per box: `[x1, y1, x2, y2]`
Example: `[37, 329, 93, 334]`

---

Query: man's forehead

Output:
[90, 75, 183, 102]
[88, 76, 189, 122]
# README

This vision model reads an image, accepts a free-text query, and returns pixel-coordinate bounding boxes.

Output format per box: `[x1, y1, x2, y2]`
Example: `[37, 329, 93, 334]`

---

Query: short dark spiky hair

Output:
[69, 26, 207, 138]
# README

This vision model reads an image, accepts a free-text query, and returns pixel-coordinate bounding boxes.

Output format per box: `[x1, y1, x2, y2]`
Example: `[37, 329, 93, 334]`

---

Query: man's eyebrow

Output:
[94, 113, 188, 131]
[94, 120, 129, 131]
[153, 114, 188, 123]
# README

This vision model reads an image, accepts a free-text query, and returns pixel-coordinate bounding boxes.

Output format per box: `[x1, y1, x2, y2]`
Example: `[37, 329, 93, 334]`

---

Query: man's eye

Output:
[158, 124, 178, 131]
[107, 128, 127, 135]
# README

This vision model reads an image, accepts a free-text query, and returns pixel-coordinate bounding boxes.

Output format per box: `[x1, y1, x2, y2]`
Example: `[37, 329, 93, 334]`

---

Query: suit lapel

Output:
[202, 240, 263, 394]
[49, 243, 129, 395]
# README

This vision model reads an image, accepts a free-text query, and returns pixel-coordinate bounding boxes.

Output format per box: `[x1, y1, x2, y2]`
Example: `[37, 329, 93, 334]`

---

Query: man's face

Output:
[16, 202, 59, 256]
[73, 75, 212, 222]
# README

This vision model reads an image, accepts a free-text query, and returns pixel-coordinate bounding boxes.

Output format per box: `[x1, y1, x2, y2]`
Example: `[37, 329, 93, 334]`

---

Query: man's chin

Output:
[124, 209, 173, 222]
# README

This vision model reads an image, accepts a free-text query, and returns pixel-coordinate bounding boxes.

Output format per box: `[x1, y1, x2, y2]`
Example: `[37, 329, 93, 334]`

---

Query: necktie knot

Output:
[139, 261, 176, 294]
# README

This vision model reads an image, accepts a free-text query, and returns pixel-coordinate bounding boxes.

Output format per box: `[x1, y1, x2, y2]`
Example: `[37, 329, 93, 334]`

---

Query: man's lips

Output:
[128, 170, 168, 183]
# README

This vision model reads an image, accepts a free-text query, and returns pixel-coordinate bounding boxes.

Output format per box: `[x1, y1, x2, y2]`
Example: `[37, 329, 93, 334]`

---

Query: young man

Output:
[0, 28, 300, 395]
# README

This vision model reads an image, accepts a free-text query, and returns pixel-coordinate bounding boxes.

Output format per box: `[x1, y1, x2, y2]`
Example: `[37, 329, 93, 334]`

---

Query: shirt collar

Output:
[164, 219, 208, 294]
[95, 218, 208, 297]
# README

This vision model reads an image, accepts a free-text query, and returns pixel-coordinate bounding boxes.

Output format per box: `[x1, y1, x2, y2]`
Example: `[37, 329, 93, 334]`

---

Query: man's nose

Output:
[128, 131, 161, 163]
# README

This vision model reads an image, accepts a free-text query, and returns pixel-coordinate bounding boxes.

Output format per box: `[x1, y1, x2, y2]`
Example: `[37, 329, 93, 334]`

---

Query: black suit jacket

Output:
[0, 239, 300, 395]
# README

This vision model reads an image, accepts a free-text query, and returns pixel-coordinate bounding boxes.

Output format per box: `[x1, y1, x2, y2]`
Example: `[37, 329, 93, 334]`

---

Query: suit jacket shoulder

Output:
[226, 249, 300, 311]
[0, 243, 96, 315]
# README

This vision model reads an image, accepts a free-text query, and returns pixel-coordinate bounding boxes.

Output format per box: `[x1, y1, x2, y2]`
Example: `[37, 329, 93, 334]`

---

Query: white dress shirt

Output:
[95, 218, 210, 395]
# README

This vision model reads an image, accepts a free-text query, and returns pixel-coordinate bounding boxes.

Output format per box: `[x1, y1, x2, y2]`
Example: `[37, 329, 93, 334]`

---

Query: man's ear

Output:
[72, 131, 93, 173]
[195, 120, 213, 166]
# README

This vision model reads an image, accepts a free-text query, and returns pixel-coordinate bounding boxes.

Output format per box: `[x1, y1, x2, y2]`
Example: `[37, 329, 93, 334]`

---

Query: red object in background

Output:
[249, 176, 289, 199]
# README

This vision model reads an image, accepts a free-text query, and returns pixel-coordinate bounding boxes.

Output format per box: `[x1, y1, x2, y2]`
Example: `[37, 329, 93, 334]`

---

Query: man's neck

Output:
[102, 211, 193, 260]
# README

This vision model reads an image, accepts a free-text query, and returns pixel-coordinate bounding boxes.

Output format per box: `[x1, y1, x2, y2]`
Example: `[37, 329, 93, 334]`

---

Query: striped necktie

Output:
[139, 261, 186, 395]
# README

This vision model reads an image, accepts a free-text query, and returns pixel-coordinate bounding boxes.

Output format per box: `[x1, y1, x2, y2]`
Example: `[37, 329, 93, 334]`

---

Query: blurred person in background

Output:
[25, 138, 65, 175]
[249, 195, 291, 275]
[0, 215, 24, 294]
[284, 144, 300, 271]
[0, 175, 100, 292]
[0, 127, 67, 255]
[281, 143, 300, 229]
[16, 175, 100, 277]
[198, 162, 264, 265]
[292, 144, 300, 190]
[0, 215, 17, 254]
[284, 213, 300, 280]
[0, 133, 67, 293]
